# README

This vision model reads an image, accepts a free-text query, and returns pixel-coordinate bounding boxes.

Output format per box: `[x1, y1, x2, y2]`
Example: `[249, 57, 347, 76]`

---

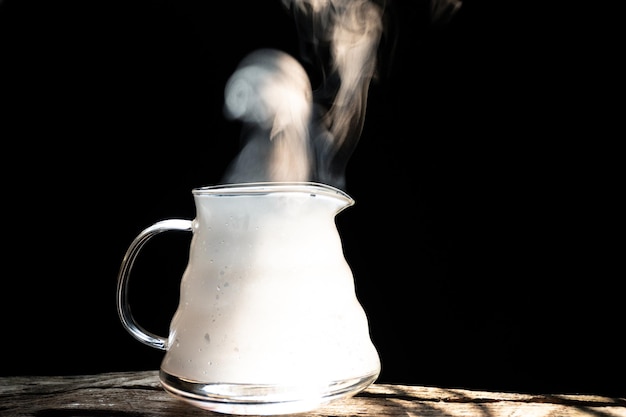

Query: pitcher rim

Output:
[192, 181, 354, 205]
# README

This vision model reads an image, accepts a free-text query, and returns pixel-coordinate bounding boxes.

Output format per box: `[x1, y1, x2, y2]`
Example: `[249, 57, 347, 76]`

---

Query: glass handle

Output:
[116, 219, 193, 350]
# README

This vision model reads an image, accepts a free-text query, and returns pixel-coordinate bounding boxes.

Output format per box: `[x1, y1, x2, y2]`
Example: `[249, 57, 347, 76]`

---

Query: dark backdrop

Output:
[1, 0, 622, 398]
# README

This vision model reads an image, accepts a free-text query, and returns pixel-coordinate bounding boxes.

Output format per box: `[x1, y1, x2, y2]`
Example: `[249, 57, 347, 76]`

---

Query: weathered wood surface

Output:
[1, 370, 625, 417]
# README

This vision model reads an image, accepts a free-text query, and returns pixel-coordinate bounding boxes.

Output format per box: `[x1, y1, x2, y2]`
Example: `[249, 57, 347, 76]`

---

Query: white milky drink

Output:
[117, 182, 381, 415]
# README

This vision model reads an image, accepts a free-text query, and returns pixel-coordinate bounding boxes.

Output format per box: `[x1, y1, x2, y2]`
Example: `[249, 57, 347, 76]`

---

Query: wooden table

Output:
[1, 370, 625, 416]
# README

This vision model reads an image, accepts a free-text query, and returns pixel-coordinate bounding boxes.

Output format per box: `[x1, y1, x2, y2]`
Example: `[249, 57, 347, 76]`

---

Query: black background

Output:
[1, 0, 623, 398]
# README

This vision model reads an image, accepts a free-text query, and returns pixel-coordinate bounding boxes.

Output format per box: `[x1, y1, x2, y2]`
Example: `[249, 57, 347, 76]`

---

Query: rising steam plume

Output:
[221, 0, 462, 190]
[221, 0, 383, 190]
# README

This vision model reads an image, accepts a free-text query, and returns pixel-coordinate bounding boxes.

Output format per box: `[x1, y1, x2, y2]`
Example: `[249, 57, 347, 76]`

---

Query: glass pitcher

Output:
[116, 182, 380, 415]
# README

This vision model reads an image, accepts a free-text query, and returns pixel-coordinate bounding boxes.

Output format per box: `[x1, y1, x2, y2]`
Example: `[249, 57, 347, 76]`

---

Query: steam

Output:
[429, 0, 463, 25]
[221, 0, 384, 190]
[222, 49, 314, 183]
[220, 0, 463, 189]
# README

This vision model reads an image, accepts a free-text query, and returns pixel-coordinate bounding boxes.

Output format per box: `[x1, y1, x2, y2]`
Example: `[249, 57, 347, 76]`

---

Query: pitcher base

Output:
[159, 369, 379, 415]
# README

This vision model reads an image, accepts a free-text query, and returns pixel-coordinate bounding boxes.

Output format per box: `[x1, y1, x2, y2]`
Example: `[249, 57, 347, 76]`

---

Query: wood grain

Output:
[1, 370, 625, 417]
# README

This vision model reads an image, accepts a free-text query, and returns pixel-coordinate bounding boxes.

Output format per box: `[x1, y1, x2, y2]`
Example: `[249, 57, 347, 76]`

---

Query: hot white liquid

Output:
[160, 191, 380, 384]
